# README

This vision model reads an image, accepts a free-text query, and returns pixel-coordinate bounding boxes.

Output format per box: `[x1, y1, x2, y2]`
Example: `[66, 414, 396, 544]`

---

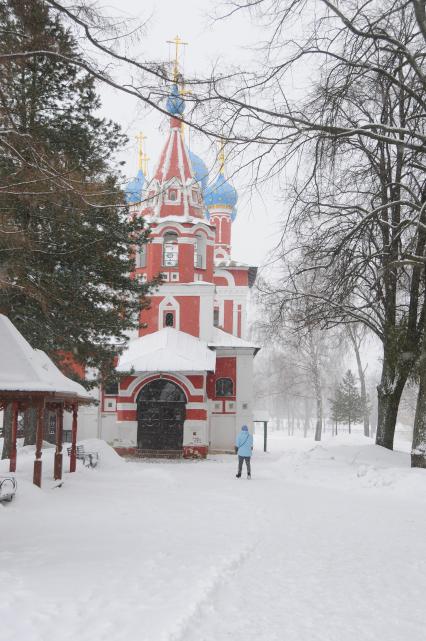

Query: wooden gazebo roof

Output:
[0, 314, 92, 403]
[0, 314, 94, 487]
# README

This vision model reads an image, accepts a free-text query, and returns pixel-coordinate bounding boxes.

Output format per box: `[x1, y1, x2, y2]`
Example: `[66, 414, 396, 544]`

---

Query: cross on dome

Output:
[167, 35, 188, 82]
[135, 132, 149, 174]
[204, 140, 238, 220]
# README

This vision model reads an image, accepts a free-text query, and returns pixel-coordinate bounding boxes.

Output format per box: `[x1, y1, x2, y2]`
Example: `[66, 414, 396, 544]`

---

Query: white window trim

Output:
[159, 295, 180, 330]
[135, 244, 147, 268]
[194, 232, 207, 270]
[163, 179, 182, 205]
[162, 232, 179, 267]
[189, 186, 202, 207]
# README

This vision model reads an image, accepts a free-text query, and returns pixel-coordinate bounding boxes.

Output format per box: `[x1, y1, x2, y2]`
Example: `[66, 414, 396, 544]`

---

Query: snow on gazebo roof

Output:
[116, 327, 216, 373]
[0, 314, 93, 402]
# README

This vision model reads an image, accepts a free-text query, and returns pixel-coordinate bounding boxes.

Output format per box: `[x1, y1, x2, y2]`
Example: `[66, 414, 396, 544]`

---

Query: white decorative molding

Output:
[104, 398, 117, 412]
[159, 295, 180, 330]
[215, 269, 235, 286]
[122, 372, 204, 398]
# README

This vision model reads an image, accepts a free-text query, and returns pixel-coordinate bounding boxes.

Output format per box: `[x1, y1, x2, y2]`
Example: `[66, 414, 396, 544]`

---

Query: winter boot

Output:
[236, 473, 241, 478]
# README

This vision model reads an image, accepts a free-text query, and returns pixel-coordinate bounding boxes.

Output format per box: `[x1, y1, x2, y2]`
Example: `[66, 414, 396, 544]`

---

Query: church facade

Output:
[90, 86, 259, 457]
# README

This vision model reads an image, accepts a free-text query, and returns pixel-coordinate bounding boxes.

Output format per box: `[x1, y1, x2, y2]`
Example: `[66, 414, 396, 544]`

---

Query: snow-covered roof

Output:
[0, 314, 93, 401]
[185, 281, 215, 287]
[208, 328, 260, 354]
[215, 258, 250, 268]
[145, 215, 213, 227]
[117, 327, 216, 373]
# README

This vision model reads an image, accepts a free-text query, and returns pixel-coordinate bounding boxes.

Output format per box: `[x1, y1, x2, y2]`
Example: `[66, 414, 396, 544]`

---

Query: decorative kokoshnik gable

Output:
[0, 315, 93, 487]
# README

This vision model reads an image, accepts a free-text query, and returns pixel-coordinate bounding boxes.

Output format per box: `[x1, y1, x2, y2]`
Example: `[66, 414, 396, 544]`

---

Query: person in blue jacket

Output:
[235, 425, 253, 479]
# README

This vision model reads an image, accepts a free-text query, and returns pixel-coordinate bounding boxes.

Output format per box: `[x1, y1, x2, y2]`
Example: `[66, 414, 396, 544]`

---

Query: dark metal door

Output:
[137, 380, 186, 452]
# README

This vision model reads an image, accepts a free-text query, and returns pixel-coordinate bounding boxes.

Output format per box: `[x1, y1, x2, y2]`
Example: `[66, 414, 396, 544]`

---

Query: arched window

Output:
[164, 311, 175, 327]
[163, 232, 178, 266]
[194, 233, 206, 269]
[168, 188, 179, 202]
[138, 379, 186, 403]
[215, 377, 234, 397]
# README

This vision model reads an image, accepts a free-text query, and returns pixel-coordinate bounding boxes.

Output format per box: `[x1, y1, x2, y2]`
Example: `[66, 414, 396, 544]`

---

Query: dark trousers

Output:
[238, 455, 251, 476]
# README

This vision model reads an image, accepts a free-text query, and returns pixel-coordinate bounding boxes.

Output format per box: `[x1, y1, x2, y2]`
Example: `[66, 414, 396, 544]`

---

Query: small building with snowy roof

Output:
[0, 314, 93, 485]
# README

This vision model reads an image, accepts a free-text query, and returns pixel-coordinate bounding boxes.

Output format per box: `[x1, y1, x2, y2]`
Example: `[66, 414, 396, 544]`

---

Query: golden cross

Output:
[167, 35, 188, 82]
[142, 153, 150, 176]
[135, 132, 147, 172]
[218, 140, 226, 174]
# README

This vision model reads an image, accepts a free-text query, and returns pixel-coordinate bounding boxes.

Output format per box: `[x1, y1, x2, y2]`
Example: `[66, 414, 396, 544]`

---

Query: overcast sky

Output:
[96, 0, 286, 270]
[91, 0, 384, 376]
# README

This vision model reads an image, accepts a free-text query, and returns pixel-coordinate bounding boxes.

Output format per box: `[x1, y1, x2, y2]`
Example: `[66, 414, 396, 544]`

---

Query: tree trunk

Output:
[314, 395, 323, 441]
[412, 320, 426, 467]
[24, 407, 37, 445]
[348, 326, 370, 437]
[376, 361, 406, 450]
[303, 401, 310, 438]
[1, 404, 12, 459]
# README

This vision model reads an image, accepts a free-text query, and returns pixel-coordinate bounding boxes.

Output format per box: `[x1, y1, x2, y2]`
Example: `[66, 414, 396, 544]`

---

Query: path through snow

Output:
[1, 434, 425, 641]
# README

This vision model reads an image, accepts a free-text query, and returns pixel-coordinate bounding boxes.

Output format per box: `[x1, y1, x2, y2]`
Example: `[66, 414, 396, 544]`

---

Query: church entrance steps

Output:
[114, 447, 183, 459]
[113, 446, 209, 459]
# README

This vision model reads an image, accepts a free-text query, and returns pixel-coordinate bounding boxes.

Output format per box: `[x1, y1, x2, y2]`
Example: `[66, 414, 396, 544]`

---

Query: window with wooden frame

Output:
[215, 377, 234, 397]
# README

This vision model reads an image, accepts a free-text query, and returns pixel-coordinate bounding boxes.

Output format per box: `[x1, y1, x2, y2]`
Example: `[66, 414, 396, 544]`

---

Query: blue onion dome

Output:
[189, 150, 209, 192]
[125, 168, 145, 204]
[205, 172, 238, 211]
[166, 83, 185, 116]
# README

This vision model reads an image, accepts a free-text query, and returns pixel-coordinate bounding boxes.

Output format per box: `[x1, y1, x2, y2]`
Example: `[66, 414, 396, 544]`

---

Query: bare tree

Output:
[347, 325, 370, 437]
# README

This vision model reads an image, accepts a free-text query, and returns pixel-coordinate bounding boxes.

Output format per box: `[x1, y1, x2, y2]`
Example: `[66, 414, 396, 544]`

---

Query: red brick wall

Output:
[176, 296, 200, 336]
[223, 300, 233, 334]
[207, 356, 236, 399]
[140, 298, 160, 336]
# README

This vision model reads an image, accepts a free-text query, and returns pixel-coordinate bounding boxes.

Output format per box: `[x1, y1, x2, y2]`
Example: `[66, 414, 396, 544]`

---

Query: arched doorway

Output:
[136, 379, 186, 453]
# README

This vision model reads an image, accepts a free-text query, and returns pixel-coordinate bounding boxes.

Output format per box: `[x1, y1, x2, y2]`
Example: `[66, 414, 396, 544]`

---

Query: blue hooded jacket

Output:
[236, 426, 253, 457]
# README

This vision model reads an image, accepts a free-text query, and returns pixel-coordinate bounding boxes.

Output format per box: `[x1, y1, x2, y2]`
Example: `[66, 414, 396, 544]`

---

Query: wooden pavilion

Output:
[0, 315, 93, 487]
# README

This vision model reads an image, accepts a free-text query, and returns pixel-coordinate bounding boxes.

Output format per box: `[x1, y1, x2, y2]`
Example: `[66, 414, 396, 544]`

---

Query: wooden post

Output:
[263, 421, 268, 453]
[54, 403, 64, 480]
[9, 401, 19, 473]
[33, 401, 44, 487]
[70, 403, 78, 473]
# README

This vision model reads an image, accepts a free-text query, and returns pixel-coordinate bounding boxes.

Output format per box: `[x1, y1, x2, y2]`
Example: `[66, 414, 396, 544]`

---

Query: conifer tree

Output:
[341, 370, 363, 433]
[330, 371, 364, 434]
[329, 386, 345, 434]
[0, 0, 154, 373]
[0, 1, 157, 457]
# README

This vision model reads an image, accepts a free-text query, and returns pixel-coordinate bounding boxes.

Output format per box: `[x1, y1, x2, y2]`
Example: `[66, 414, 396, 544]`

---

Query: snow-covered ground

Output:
[1, 432, 425, 641]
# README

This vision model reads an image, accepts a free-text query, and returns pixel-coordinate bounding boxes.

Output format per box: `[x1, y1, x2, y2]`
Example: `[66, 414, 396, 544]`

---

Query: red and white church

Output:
[82, 85, 259, 457]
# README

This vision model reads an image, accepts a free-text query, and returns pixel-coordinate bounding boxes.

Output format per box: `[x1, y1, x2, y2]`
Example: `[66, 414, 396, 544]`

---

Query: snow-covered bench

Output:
[67, 445, 99, 468]
[0, 475, 17, 502]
